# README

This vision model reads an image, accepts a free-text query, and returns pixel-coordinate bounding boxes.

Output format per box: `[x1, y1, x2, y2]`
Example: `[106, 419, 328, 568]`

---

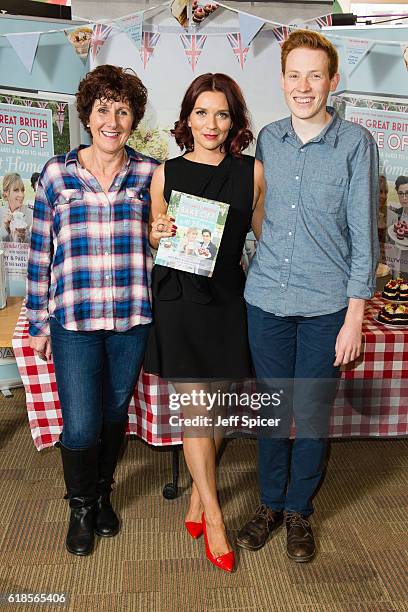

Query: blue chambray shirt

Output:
[245, 107, 380, 317]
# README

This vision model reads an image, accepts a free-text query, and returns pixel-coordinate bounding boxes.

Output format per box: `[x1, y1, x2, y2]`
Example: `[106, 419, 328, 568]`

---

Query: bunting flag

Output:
[140, 32, 161, 70]
[65, 26, 93, 64]
[347, 97, 358, 107]
[227, 33, 249, 70]
[90, 24, 112, 61]
[180, 34, 207, 72]
[5, 32, 40, 73]
[238, 12, 264, 48]
[21, 99, 33, 107]
[398, 105, 407, 113]
[117, 13, 143, 51]
[401, 44, 408, 70]
[381, 103, 390, 111]
[56, 102, 67, 134]
[4, 97, 14, 105]
[366, 99, 375, 109]
[314, 14, 332, 28]
[36, 101, 49, 109]
[345, 39, 373, 76]
[272, 26, 290, 47]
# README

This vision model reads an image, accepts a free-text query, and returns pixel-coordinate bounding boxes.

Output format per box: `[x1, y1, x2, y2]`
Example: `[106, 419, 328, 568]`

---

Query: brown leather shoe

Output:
[236, 505, 283, 551]
[285, 512, 315, 562]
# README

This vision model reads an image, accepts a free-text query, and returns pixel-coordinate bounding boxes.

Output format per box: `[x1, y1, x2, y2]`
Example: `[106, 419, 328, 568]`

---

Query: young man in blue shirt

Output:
[237, 30, 379, 562]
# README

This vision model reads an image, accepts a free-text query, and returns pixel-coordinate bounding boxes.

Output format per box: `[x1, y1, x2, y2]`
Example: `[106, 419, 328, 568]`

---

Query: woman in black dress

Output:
[145, 74, 264, 572]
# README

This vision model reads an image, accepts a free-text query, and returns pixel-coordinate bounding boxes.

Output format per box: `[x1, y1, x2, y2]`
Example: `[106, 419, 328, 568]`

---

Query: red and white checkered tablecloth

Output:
[12, 294, 408, 451]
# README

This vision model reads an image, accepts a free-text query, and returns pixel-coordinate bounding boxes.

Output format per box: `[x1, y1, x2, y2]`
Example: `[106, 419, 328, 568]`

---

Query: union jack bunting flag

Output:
[56, 102, 67, 134]
[314, 14, 333, 28]
[22, 99, 33, 107]
[91, 24, 112, 60]
[272, 26, 290, 47]
[398, 105, 407, 113]
[140, 32, 160, 70]
[180, 34, 207, 72]
[36, 101, 49, 109]
[226, 33, 249, 70]
[4, 97, 14, 104]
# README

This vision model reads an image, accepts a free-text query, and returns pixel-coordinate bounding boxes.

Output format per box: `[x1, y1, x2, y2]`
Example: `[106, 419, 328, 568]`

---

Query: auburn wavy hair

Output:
[172, 73, 253, 157]
[76, 64, 147, 133]
[281, 30, 339, 79]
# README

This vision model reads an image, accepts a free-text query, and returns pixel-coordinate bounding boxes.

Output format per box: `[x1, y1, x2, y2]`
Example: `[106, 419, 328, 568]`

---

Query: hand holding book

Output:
[150, 213, 177, 242]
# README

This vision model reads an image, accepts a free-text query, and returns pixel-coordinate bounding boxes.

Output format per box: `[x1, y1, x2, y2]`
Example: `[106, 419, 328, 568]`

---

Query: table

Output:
[0, 297, 24, 347]
[12, 294, 408, 451]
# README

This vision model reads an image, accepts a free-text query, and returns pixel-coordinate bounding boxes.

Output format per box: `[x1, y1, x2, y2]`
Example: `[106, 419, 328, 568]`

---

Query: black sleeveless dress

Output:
[144, 154, 254, 379]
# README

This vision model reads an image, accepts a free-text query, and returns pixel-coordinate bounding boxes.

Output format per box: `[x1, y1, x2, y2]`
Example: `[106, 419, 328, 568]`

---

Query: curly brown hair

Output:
[172, 73, 253, 157]
[76, 64, 147, 133]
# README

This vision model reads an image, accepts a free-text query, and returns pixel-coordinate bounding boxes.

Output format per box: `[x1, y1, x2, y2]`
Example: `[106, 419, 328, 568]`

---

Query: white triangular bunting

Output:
[238, 13, 264, 48]
[117, 13, 143, 51]
[6, 32, 40, 73]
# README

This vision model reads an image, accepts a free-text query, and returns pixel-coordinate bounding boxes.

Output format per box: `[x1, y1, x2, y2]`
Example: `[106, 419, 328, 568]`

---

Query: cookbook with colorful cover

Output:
[155, 190, 229, 277]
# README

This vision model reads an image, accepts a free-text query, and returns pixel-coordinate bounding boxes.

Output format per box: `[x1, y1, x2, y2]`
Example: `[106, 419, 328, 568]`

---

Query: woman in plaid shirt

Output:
[26, 65, 159, 556]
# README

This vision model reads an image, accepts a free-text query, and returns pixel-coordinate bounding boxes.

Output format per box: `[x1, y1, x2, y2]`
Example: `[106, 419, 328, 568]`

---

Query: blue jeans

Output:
[50, 318, 150, 450]
[247, 303, 347, 516]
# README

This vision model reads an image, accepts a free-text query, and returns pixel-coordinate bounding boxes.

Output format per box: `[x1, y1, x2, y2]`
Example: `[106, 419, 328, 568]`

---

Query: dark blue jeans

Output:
[247, 303, 347, 516]
[50, 318, 150, 450]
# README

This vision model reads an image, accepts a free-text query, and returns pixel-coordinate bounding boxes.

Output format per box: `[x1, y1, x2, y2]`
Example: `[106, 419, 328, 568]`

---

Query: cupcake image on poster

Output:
[191, 1, 219, 26]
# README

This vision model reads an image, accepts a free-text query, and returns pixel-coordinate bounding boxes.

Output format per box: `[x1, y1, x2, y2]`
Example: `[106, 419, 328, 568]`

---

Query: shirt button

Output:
[284, 258, 289, 262]
[105, 275, 110, 280]
[281, 283, 285, 288]
[300, 148, 305, 152]
[288, 232, 292, 236]
[291, 205, 296, 209]
[104, 251, 110, 256]
[295, 176, 299, 180]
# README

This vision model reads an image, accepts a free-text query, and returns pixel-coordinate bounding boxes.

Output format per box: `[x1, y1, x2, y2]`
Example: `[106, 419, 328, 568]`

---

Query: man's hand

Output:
[334, 298, 365, 366]
[28, 335, 52, 361]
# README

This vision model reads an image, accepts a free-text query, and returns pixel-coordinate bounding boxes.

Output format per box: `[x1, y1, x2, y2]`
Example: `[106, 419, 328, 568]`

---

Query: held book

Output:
[154, 190, 229, 277]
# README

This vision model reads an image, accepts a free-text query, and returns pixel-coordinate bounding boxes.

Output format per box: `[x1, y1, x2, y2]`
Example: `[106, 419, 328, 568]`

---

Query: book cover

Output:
[155, 190, 229, 277]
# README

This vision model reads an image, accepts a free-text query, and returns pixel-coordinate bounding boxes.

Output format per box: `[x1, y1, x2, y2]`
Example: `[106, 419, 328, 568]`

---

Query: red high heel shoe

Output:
[201, 513, 235, 573]
[185, 520, 203, 539]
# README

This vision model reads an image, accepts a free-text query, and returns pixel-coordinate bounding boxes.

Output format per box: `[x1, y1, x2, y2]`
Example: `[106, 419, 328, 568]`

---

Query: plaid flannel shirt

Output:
[26, 145, 159, 336]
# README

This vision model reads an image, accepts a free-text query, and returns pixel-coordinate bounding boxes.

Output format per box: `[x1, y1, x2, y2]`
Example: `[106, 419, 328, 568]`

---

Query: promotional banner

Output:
[0, 94, 70, 295]
[345, 103, 408, 277]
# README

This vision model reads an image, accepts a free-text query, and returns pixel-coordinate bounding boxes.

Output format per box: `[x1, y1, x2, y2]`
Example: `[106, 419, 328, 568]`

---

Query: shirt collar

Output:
[65, 144, 143, 167]
[278, 106, 341, 147]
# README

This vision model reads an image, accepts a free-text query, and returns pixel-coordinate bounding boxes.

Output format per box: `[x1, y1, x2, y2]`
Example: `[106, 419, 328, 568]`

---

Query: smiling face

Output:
[202, 230, 211, 244]
[4, 181, 25, 212]
[188, 91, 232, 156]
[88, 98, 133, 156]
[397, 183, 408, 209]
[281, 48, 339, 124]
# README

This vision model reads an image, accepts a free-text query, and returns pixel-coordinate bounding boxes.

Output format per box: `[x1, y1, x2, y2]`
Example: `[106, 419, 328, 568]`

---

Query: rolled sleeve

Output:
[346, 138, 380, 300]
[26, 178, 53, 337]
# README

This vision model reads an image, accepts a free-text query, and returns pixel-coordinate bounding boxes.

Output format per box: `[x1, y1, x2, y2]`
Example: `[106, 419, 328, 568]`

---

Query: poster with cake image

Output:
[155, 190, 229, 277]
[344, 103, 408, 278]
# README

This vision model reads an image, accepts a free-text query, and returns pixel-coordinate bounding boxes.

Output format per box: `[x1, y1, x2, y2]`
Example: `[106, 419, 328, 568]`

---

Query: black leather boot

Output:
[95, 420, 127, 537]
[60, 442, 98, 556]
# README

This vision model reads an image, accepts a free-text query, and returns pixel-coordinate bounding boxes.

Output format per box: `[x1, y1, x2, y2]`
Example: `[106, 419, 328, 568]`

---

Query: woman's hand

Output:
[3, 210, 12, 234]
[28, 335, 52, 361]
[150, 213, 176, 241]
